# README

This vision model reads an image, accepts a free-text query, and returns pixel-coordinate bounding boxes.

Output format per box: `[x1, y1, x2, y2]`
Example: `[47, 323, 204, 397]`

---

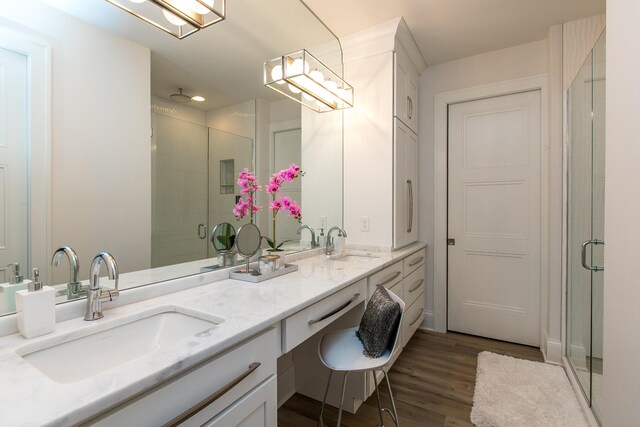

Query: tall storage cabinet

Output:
[394, 119, 418, 248]
[395, 46, 420, 134]
[343, 18, 425, 250]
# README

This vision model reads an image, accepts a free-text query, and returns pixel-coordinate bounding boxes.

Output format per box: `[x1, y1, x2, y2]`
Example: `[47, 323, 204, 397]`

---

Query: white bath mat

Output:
[470, 351, 588, 427]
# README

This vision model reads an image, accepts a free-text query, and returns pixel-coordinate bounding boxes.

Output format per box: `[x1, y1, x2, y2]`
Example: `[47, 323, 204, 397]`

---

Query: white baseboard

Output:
[420, 309, 435, 330]
[544, 337, 563, 365]
[568, 343, 587, 370]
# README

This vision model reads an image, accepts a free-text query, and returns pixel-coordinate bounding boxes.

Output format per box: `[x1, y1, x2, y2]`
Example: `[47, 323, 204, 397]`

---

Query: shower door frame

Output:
[561, 29, 606, 427]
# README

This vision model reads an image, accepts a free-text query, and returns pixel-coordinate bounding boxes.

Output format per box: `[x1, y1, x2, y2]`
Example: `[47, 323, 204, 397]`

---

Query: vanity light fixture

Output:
[264, 50, 354, 113]
[105, 0, 225, 39]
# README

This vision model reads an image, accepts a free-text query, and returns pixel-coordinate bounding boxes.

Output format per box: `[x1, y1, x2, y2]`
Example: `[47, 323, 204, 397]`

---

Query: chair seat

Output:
[318, 326, 392, 372]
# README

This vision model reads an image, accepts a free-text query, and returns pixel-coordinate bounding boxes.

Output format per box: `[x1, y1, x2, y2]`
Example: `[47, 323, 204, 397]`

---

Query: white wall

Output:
[343, 52, 395, 249]
[0, 1, 151, 285]
[301, 106, 343, 235]
[206, 100, 256, 140]
[419, 40, 548, 330]
[603, 0, 640, 424]
[151, 95, 206, 126]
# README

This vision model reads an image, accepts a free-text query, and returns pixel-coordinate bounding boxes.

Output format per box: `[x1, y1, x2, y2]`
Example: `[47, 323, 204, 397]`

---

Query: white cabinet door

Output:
[394, 119, 418, 249]
[204, 377, 276, 427]
[394, 48, 419, 133]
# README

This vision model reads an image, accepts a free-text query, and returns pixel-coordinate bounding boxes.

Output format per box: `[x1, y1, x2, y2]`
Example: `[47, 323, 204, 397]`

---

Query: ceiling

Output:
[44, 0, 339, 111]
[303, 0, 606, 65]
[42, 0, 606, 110]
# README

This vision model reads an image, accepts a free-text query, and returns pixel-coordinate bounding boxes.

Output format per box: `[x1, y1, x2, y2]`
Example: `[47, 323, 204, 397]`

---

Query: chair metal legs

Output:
[372, 371, 385, 427]
[318, 370, 333, 427]
[382, 370, 400, 426]
[318, 369, 399, 427]
[336, 371, 350, 427]
[318, 370, 350, 427]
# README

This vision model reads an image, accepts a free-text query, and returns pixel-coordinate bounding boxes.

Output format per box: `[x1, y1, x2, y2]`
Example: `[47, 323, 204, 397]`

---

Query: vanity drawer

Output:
[88, 328, 277, 427]
[402, 293, 425, 347]
[368, 261, 403, 292]
[388, 278, 404, 301]
[403, 248, 425, 277]
[403, 264, 425, 307]
[282, 279, 367, 353]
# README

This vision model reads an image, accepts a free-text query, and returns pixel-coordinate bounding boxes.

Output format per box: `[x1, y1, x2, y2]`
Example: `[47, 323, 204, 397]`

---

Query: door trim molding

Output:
[433, 75, 549, 345]
[0, 29, 51, 284]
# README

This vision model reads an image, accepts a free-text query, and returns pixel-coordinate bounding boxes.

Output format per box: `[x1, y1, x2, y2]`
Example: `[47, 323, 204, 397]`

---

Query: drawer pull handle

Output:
[408, 256, 424, 267]
[409, 279, 424, 293]
[164, 362, 261, 427]
[409, 308, 424, 326]
[377, 271, 401, 286]
[309, 293, 361, 325]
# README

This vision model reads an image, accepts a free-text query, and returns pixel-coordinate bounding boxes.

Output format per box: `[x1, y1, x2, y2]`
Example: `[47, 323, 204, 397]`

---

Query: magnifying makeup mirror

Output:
[211, 222, 237, 268]
[211, 222, 236, 253]
[234, 223, 262, 275]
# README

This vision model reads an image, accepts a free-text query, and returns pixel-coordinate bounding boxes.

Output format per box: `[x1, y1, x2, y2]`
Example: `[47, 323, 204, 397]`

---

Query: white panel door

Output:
[448, 91, 541, 346]
[0, 47, 28, 282]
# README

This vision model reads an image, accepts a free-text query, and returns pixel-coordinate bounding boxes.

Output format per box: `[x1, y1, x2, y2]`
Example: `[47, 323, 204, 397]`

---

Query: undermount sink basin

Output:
[330, 253, 380, 263]
[17, 306, 224, 384]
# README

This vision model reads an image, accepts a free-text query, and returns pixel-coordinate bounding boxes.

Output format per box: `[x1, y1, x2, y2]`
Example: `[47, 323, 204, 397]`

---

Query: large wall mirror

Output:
[0, 0, 344, 316]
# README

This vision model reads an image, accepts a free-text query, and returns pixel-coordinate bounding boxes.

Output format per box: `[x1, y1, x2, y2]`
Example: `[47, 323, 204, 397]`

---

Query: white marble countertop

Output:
[0, 243, 426, 427]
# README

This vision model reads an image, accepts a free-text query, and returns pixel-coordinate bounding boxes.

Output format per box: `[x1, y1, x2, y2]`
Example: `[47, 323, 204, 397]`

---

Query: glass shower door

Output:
[566, 31, 605, 424]
[590, 31, 606, 422]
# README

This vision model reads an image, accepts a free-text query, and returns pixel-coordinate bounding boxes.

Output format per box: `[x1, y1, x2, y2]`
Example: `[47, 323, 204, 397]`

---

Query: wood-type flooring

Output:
[278, 330, 544, 426]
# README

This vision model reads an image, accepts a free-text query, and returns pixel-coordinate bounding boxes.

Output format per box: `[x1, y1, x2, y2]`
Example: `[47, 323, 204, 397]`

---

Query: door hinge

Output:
[447, 238, 455, 246]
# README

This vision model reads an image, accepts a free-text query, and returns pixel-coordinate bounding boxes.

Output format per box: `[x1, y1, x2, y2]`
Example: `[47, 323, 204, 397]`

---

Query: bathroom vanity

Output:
[0, 244, 426, 426]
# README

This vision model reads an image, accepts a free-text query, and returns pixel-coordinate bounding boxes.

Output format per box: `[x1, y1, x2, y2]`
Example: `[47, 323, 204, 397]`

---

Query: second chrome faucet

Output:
[83, 252, 119, 321]
[326, 226, 347, 256]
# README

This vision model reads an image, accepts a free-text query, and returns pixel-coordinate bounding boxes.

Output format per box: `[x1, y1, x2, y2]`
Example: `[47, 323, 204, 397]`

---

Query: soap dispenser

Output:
[15, 268, 56, 338]
[317, 228, 325, 247]
[0, 263, 32, 313]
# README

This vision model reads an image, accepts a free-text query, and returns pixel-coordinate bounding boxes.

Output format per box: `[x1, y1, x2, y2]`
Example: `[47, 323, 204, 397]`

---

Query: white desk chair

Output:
[317, 289, 405, 427]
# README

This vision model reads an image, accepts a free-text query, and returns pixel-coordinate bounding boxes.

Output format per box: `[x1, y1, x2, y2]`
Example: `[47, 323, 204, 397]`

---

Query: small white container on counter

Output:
[15, 268, 56, 339]
[333, 236, 346, 254]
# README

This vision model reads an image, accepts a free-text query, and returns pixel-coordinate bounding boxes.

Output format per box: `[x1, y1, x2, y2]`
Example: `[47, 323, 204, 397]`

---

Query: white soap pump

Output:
[15, 268, 56, 338]
[0, 263, 31, 313]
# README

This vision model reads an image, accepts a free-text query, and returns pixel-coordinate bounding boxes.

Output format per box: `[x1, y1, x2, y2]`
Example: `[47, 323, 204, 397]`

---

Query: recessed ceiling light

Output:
[191, 95, 205, 102]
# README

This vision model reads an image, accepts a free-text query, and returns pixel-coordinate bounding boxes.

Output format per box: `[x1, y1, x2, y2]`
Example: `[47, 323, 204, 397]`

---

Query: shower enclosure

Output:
[151, 112, 254, 268]
[566, 31, 605, 423]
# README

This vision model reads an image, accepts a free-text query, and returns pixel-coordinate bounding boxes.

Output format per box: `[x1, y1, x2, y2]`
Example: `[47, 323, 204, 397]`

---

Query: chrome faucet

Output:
[83, 252, 119, 321]
[51, 246, 83, 299]
[326, 226, 347, 256]
[297, 225, 319, 248]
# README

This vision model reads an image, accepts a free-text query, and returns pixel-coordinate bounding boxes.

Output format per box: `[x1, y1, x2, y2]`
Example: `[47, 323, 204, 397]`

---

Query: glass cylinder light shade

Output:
[105, 0, 225, 39]
[264, 50, 354, 113]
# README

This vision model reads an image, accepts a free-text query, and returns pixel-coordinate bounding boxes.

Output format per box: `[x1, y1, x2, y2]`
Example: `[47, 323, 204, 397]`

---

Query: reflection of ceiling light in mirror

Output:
[191, 95, 205, 102]
[106, 0, 226, 39]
